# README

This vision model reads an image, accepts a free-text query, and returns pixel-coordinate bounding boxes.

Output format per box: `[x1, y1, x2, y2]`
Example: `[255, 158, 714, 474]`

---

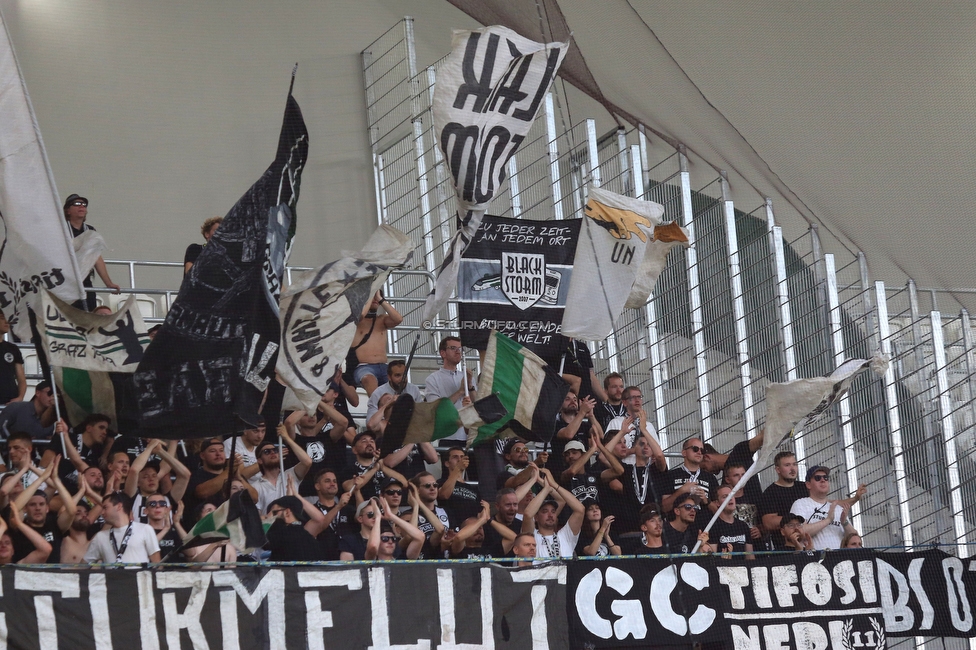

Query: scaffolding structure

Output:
[360, 23, 975, 649]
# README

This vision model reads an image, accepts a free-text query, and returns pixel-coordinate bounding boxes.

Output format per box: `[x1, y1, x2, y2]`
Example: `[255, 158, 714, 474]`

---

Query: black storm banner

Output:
[457, 214, 580, 367]
[0, 563, 567, 650]
[134, 91, 308, 438]
[568, 549, 976, 648]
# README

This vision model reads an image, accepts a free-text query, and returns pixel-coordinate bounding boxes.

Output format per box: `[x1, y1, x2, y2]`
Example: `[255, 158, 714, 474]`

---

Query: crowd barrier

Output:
[1, 549, 972, 649]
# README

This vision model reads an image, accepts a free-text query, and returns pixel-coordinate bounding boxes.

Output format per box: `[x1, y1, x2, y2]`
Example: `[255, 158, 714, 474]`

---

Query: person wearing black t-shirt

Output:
[561, 429, 626, 508]
[560, 339, 607, 403]
[701, 432, 765, 501]
[662, 493, 713, 554]
[0, 312, 25, 406]
[437, 448, 481, 525]
[660, 437, 720, 527]
[447, 501, 515, 560]
[593, 372, 626, 430]
[184, 216, 222, 275]
[618, 504, 667, 556]
[144, 492, 186, 562]
[576, 501, 621, 557]
[611, 418, 666, 534]
[758, 451, 809, 550]
[549, 393, 599, 478]
[289, 400, 350, 497]
[711, 485, 753, 558]
[309, 469, 352, 560]
[265, 495, 328, 562]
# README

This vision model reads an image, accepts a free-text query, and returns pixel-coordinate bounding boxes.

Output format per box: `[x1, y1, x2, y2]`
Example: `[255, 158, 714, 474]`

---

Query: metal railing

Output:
[361, 22, 976, 649]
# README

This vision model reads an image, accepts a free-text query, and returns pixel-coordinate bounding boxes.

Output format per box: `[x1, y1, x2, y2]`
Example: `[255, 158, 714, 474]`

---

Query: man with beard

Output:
[663, 492, 713, 554]
[60, 500, 93, 563]
[249, 425, 313, 514]
[660, 437, 720, 524]
[84, 492, 160, 564]
[0, 381, 56, 442]
[309, 469, 352, 560]
[437, 448, 482, 525]
[185, 438, 259, 522]
[406, 472, 449, 557]
[43, 415, 114, 488]
[549, 392, 601, 478]
[496, 439, 548, 491]
[365, 360, 421, 429]
[594, 373, 626, 430]
[338, 432, 404, 500]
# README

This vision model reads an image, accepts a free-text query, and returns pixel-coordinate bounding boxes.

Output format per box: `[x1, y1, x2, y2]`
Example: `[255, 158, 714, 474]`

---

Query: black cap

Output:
[805, 465, 830, 482]
[199, 438, 224, 453]
[780, 513, 805, 528]
[63, 194, 88, 210]
[267, 495, 302, 519]
[380, 476, 404, 491]
[352, 431, 375, 446]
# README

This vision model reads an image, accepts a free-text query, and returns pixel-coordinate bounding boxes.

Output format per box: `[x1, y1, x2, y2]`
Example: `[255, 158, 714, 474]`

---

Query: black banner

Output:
[457, 215, 580, 367]
[133, 93, 308, 437]
[0, 562, 566, 650]
[568, 549, 976, 648]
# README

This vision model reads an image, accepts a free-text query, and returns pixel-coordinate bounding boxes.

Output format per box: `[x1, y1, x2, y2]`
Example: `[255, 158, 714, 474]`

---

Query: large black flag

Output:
[134, 90, 308, 438]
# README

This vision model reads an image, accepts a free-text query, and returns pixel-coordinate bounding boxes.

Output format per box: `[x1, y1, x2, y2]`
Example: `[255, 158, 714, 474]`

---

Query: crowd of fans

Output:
[0, 209, 870, 566]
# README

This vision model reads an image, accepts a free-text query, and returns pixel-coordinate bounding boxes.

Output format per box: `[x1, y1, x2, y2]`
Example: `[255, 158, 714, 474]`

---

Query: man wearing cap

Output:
[779, 513, 814, 551]
[63, 194, 121, 311]
[521, 468, 585, 560]
[550, 392, 600, 478]
[0, 381, 57, 442]
[338, 498, 382, 561]
[790, 466, 860, 550]
[265, 494, 328, 562]
[562, 428, 627, 509]
[619, 504, 667, 555]
[249, 424, 313, 514]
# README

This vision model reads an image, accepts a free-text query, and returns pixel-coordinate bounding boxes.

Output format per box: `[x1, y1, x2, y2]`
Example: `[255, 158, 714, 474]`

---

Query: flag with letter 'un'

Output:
[562, 186, 664, 341]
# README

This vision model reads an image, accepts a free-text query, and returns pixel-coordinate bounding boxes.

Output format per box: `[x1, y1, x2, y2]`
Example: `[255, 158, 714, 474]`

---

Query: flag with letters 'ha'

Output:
[421, 26, 568, 326]
[562, 186, 667, 341]
[134, 85, 308, 439]
[276, 225, 414, 416]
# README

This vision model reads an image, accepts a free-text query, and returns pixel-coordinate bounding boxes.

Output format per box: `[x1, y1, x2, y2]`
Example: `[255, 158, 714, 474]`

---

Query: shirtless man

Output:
[59, 501, 93, 564]
[348, 291, 402, 396]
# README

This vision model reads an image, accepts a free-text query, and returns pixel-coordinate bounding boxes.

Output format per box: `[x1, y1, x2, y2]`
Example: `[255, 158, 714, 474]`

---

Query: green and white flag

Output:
[182, 492, 268, 555]
[39, 290, 149, 372]
[468, 331, 569, 446]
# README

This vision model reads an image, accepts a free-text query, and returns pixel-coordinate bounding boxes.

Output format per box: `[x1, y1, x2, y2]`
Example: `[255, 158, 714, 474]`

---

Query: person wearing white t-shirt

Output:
[521, 468, 585, 560]
[423, 337, 475, 443]
[248, 424, 313, 514]
[790, 465, 858, 550]
[223, 422, 266, 468]
[84, 492, 160, 564]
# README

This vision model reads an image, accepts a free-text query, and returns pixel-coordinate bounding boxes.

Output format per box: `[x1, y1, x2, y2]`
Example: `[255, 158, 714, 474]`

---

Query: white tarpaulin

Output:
[39, 291, 150, 372]
[422, 25, 568, 325]
[562, 186, 664, 340]
[0, 11, 85, 339]
[277, 225, 414, 415]
[623, 222, 690, 310]
[73, 229, 108, 279]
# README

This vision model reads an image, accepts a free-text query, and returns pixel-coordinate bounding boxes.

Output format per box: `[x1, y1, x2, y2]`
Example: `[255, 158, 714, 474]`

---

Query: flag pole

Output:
[48, 365, 68, 456]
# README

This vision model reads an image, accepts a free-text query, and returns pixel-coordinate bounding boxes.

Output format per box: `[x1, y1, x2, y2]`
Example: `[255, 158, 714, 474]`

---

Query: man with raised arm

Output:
[125, 440, 192, 523]
[521, 468, 585, 560]
[790, 465, 859, 550]
[249, 423, 313, 514]
[348, 292, 403, 397]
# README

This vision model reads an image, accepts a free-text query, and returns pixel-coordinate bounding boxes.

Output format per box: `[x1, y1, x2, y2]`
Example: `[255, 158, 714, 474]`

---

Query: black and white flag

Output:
[0, 11, 86, 339]
[134, 90, 308, 438]
[276, 225, 414, 415]
[421, 26, 568, 325]
[458, 214, 580, 366]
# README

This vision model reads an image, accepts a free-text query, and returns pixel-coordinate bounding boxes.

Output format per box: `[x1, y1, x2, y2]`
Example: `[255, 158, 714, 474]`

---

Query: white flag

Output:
[277, 225, 414, 415]
[422, 26, 568, 325]
[0, 12, 85, 339]
[39, 291, 150, 372]
[562, 186, 664, 340]
[624, 222, 690, 310]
